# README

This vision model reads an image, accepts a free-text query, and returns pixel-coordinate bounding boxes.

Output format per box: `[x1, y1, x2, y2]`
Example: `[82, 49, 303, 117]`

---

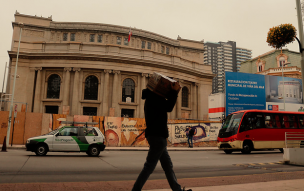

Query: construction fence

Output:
[0, 111, 221, 147]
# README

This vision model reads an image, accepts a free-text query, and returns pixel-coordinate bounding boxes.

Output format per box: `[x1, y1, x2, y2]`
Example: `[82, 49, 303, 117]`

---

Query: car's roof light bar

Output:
[60, 121, 98, 127]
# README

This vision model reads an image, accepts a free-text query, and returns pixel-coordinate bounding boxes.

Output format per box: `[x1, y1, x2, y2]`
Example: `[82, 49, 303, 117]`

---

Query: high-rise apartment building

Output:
[204, 41, 252, 93]
[236, 47, 252, 71]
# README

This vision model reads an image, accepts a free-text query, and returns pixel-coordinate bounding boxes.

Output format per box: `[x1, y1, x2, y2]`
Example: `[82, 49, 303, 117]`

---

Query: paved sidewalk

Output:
[0, 144, 219, 151]
[1, 174, 304, 191]
[145, 179, 304, 191]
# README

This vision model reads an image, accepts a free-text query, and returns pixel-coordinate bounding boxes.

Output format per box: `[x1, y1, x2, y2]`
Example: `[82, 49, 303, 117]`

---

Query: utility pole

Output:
[6, 23, 23, 146]
[296, 0, 304, 103]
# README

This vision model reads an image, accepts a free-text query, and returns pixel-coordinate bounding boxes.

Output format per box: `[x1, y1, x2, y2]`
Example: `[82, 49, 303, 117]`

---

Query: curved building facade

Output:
[6, 12, 213, 120]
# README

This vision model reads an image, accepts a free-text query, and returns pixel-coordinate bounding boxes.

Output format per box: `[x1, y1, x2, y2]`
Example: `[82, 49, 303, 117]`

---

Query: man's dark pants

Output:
[187, 136, 193, 148]
[132, 136, 182, 191]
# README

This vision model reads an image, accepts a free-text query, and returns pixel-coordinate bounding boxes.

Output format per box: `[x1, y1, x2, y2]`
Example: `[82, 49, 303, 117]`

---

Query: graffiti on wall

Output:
[168, 123, 221, 144]
[104, 117, 121, 146]
[121, 118, 148, 146]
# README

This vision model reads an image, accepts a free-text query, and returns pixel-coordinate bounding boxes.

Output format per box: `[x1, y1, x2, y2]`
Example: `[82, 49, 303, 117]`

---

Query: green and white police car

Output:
[26, 122, 106, 157]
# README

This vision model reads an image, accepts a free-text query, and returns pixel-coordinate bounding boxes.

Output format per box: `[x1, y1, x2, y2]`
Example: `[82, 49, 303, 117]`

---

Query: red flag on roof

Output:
[128, 28, 132, 42]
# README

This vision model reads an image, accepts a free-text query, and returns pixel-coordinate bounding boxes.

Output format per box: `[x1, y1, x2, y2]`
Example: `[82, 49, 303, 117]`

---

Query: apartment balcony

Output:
[223, 44, 232, 47]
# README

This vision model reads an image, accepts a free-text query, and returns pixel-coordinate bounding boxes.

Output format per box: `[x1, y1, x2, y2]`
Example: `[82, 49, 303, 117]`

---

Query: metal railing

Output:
[285, 132, 304, 148]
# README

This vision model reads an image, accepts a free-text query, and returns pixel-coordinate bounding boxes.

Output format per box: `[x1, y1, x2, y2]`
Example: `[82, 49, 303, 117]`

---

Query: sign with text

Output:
[225, 72, 266, 116]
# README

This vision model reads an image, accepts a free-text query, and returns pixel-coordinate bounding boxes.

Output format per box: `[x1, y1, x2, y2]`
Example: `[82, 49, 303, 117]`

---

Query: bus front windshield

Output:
[222, 112, 244, 133]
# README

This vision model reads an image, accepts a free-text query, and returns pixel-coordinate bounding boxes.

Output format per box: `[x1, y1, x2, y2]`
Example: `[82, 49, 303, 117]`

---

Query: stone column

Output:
[170, 76, 177, 119]
[33, 67, 42, 113]
[103, 69, 112, 116]
[112, 70, 120, 117]
[140, 73, 149, 118]
[192, 83, 198, 119]
[176, 79, 183, 119]
[197, 83, 202, 120]
[63, 67, 72, 115]
[99, 71, 104, 115]
[78, 70, 83, 114]
[72, 68, 81, 115]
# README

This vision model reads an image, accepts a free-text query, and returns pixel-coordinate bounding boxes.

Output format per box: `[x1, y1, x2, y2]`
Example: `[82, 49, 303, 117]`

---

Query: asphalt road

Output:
[1, 149, 304, 184]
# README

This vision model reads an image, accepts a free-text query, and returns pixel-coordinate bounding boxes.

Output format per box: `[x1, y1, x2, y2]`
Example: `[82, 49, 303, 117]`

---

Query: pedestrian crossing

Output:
[233, 161, 286, 172]
[234, 161, 284, 167]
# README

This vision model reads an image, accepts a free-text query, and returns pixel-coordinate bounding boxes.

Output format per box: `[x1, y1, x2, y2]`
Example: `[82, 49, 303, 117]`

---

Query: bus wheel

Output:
[279, 148, 284, 153]
[241, 142, 252, 154]
[224, 150, 233, 154]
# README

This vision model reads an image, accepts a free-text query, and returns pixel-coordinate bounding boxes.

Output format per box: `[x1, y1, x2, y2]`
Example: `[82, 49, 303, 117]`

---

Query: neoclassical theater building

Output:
[6, 12, 213, 120]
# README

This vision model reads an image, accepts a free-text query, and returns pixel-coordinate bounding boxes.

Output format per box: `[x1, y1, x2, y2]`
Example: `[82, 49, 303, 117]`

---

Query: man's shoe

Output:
[182, 187, 192, 191]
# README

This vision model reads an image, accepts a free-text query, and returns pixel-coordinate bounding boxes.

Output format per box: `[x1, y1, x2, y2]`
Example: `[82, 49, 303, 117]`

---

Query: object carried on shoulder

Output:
[147, 72, 180, 98]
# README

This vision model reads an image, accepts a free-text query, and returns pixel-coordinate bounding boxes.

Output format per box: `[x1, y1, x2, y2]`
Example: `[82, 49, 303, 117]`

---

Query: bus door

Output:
[239, 112, 268, 149]
[263, 113, 279, 149]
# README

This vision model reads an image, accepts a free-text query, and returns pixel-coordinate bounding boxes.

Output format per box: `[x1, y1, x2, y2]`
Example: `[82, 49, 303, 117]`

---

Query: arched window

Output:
[279, 57, 285, 67]
[47, 74, 61, 99]
[122, 78, 135, 102]
[84, 75, 99, 100]
[255, 58, 265, 73]
[182, 87, 189, 107]
[258, 63, 263, 72]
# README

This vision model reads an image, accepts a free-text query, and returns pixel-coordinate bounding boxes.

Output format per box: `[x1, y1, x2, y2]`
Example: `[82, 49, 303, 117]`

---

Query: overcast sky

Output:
[0, 0, 302, 91]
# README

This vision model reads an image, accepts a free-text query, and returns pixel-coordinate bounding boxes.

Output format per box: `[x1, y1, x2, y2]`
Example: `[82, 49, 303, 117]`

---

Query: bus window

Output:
[226, 112, 244, 133]
[287, 115, 297, 129]
[274, 115, 281, 128]
[292, 115, 298, 129]
[264, 114, 274, 128]
[221, 114, 232, 129]
[282, 115, 290, 128]
[239, 112, 264, 132]
[255, 114, 264, 129]
[299, 115, 304, 129]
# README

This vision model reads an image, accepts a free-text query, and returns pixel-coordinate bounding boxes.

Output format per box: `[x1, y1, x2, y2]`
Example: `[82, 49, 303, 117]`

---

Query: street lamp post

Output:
[6, 23, 23, 146]
[281, 62, 291, 111]
[296, 0, 304, 104]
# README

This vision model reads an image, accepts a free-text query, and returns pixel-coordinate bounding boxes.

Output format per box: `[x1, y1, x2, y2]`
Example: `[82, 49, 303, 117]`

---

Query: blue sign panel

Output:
[225, 72, 266, 116]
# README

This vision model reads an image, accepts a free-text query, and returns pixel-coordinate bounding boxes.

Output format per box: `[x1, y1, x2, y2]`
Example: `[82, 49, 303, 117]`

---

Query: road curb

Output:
[0, 146, 219, 151]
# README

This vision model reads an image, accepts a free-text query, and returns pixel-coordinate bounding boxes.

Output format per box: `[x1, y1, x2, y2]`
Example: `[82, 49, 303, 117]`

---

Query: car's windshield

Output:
[45, 127, 64, 135]
[222, 112, 244, 132]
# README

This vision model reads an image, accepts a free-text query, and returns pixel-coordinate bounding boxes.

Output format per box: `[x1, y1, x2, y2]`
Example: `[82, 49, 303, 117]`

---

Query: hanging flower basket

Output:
[266, 24, 297, 49]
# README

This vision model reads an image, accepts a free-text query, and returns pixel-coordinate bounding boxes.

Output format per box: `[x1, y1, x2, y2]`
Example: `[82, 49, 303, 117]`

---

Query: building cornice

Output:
[50, 22, 180, 46]
[8, 51, 214, 79]
[15, 12, 52, 21]
[257, 66, 302, 75]
[12, 22, 181, 47]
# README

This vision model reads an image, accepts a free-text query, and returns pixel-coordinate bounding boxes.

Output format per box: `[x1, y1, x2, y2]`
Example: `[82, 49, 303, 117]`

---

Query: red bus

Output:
[217, 110, 304, 154]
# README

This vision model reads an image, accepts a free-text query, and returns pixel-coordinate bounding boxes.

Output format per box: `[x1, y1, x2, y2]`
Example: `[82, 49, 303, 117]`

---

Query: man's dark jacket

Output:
[142, 88, 178, 138]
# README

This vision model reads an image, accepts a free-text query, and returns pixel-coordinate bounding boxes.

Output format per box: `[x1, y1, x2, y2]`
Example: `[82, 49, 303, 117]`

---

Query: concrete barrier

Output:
[283, 148, 304, 166]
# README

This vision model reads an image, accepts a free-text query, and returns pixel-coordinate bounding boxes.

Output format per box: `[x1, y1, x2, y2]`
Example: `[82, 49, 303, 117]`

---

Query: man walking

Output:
[188, 127, 195, 148]
[132, 82, 192, 191]
[185, 127, 194, 148]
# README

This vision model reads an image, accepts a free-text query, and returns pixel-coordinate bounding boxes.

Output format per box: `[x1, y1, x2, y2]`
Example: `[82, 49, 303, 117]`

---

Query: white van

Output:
[26, 122, 106, 157]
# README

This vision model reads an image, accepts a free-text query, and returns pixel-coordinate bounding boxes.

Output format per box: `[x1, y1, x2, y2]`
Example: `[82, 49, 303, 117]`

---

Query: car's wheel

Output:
[35, 144, 48, 156]
[224, 150, 233, 154]
[87, 145, 100, 157]
[279, 148, 284, 153]
[241, 142, 252, 154]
